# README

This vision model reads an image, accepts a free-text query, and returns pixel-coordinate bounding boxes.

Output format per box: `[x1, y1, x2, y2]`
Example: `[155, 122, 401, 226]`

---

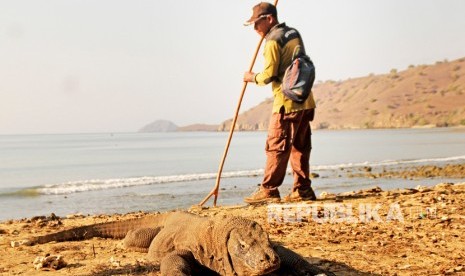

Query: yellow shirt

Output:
[254, 23, 316, 114]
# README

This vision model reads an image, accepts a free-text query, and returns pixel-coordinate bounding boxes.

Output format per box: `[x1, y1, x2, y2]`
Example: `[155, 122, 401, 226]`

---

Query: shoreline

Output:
[1, 161, 464, 222]
[172, 125, 465, 133]
[1, 179, 464, 275]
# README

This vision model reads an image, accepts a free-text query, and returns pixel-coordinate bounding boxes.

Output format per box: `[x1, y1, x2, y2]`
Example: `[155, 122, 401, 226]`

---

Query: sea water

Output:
[1, 128, 464, 221]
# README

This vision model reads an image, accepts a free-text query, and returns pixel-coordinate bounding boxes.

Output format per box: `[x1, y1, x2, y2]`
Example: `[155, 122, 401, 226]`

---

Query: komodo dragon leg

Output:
[270, 244, 336, 276]
[122, 227, 162, 252]
[160, 249, 218, 276]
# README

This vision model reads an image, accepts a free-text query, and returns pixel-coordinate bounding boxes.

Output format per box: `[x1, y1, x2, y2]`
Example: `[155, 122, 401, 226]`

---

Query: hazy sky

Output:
[1, 0, 465, 134]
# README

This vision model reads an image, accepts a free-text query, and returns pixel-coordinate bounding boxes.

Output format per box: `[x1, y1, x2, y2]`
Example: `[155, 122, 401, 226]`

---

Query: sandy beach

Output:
[1, 163, 464, 275]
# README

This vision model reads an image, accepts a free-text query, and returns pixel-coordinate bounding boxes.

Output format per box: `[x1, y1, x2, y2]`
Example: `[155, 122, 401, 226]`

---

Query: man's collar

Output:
[265, 22, 286, 38]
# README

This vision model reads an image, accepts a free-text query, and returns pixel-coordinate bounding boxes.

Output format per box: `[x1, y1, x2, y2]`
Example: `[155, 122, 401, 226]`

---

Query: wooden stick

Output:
[199, 0, 279, 207]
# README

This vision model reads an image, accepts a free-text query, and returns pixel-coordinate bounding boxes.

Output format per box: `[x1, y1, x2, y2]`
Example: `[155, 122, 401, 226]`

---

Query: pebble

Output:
[310, 172, 320, 178]
[415, 185, 432, 192]
[11, 240, 33, 247]
[399, 264, 411, 270]
[33, 255, 66, 270]
[319, 191, 335, 199]
[66, 213, 85, 219]
[377, 241, 387, 246]
[10, 241, 20, 248]
[109, 256, 121, 267]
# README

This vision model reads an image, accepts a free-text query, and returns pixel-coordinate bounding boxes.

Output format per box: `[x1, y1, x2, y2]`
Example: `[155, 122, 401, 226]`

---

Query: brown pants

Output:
[261, 108, 314, 194]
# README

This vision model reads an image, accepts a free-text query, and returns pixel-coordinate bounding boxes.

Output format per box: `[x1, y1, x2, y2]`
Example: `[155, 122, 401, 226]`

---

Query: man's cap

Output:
[244, 2, 277, 26]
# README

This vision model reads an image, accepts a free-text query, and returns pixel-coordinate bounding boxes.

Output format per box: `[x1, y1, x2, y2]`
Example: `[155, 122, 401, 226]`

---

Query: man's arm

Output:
[243, 40, 280, 85]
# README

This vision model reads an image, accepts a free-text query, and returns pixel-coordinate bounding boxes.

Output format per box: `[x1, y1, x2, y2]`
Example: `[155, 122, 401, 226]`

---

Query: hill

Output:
[138, 120, 219, 132]
[138, 120, 178, 132]
[177, 124, 219, 132]
[219, 57, 465, 130]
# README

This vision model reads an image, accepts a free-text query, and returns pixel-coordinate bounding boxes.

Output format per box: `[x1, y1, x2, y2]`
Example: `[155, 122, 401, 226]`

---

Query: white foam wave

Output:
[35, 155, 465, 195]
[37, 169, 264, 195]
[312, 155, 465, 170]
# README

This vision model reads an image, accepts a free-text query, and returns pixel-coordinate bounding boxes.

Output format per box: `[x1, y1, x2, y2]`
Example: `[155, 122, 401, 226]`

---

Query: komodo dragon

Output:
[26, 211, 335, 276]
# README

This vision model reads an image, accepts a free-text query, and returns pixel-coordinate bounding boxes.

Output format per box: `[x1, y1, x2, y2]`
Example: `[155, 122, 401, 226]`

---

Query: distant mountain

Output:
[220, 57, 465, 130]
[138, 120, 219, 132]
[177, 124, 219, 132]
[218, 98, 272, 131]
[138, 120, 178, 132]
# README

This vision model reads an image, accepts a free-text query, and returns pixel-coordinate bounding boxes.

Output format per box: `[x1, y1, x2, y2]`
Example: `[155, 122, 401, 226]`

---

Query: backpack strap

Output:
[292, 45, 303, 61]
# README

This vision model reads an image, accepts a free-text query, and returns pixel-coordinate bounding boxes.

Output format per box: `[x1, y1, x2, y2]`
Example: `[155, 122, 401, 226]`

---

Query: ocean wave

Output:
[0, 188, 41, 198]
[10, 155, 465, 196]
[34, 169, 265, 195]
[312, 155, 465, 170]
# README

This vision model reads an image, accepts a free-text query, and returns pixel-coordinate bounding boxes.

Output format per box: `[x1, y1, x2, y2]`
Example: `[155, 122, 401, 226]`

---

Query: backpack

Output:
[281, 45, 315, 104]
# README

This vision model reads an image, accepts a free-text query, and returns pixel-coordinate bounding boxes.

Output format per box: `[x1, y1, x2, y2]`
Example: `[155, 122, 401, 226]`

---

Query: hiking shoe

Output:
[283, 187, 317, 202]
[244, 187, 280, 204]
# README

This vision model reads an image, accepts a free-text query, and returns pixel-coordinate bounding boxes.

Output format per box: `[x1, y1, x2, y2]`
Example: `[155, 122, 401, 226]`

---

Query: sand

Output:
[0, 164, 464, 275]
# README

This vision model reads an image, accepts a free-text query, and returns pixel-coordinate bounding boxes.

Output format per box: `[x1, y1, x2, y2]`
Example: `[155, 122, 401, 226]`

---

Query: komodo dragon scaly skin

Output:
[27, 211, 335, 276]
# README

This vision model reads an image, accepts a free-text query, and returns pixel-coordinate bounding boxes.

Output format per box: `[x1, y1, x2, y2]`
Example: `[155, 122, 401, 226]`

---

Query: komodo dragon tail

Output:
[28, 213, 168, 245]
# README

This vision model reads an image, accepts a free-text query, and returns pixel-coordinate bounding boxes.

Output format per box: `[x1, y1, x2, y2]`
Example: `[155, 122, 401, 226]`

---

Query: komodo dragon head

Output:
[218, 217, 280, 275]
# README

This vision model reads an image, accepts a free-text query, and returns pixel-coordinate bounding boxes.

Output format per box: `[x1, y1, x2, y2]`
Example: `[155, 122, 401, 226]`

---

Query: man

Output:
[243, 2, 317, 204]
